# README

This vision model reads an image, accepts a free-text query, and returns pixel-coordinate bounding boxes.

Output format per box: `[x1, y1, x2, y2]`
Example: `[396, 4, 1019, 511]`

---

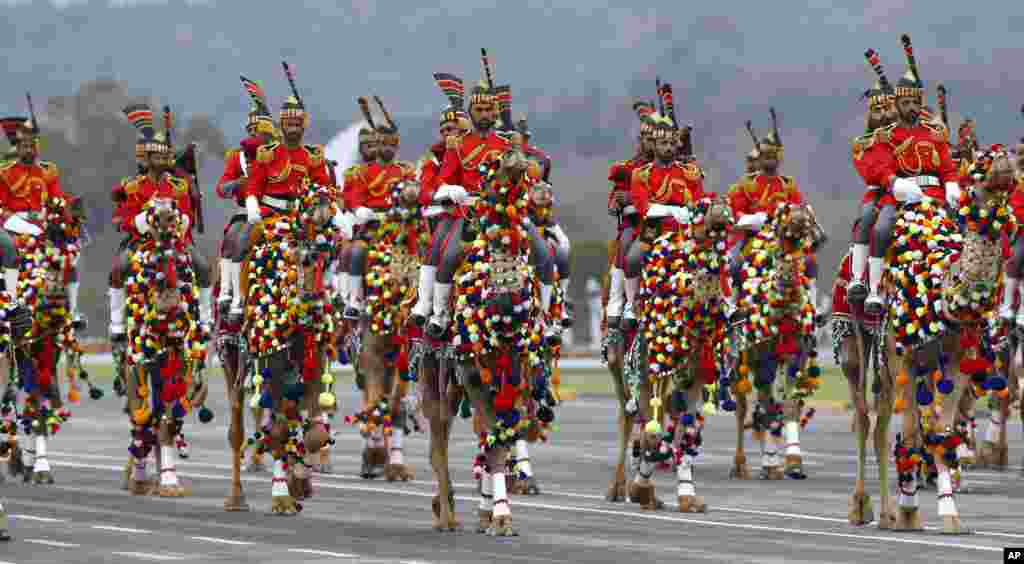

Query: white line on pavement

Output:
[189, 535, 253, 546]
[43, 459, 1008, 553]
[92, 524, 152, 534]
[287, 548, 359, 558]
[23, 539, 79, 548]
[112, 551, 187, 561]
[11, 514, 67, 523]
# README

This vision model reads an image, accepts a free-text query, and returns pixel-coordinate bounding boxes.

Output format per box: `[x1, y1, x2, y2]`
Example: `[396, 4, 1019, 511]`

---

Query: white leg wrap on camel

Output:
[218, 259, 233, 302]
[937, 468, 957, 516]
[783, 421, 801, 456]
[133, 457, 147, 481]
[33, 435, 49, 473]
[492, 473, 510, 517]
[514, 439, 533, 478]
[897, 475, 919, 509]
[637, 457, 654, 486]
[389, 430, 404, 466]
[677, 456, 696, 497]
[985, 414, 1003, 443]
[630, 424, 642, 483]
[22, 446, 34, 470]
[159, 445, 178, 487]
[479, 472, 494, 512]
[271, 459, 289, 497]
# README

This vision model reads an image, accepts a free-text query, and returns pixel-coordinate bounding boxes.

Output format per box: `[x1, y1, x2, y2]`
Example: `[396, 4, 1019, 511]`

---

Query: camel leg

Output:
[731, 387, 751, 479]
[675, 373, 708, 513]
[874, 342, 896, 529]
[424, 358, 460, 532]
[844, 330, 874, 525]
[628, 377, 664, 509]
[606, 347, 631, 502]
[246, 407, 267, 472]
[224, 346, 249, 511]
[385, 369, 415, 483]
[157, 404, 186, 498]
[783, 357, 807, 480]
[358, 337, 388, 479]
[485, 441, 518, 537]
[757, 383, 785, 481]
[893, 349, 923, 531]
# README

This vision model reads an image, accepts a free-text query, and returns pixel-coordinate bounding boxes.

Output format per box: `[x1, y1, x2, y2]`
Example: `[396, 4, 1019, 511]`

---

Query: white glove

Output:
[645, 204, 676, 219]
[245, 196, 261, 224]
[945, 182, 962, 208]
[892, 177, 924, 203]
[434, 184, 468, 205]
[133, 212, 151, 235]
[736, 212, 767, 228]
[354, 207, 377, 226]
[3, 215, 42, 236]
[333, 210, 355, 240]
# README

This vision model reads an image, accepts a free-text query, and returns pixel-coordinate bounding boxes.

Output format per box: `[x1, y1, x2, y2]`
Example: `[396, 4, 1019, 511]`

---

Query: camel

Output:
[730, 202, 822, 482]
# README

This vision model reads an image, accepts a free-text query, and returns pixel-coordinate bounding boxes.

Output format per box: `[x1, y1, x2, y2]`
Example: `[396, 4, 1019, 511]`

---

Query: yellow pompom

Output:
[644, 420, 662, 434]
[318, 392, 336, 408]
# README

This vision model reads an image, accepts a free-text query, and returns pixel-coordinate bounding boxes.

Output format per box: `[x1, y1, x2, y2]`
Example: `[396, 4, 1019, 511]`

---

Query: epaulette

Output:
[303, 144, 325, 166]
[256, 142, 280, 164]
[166, 174, 190, 196]
[872, 123, 897, 145]
[0, 161, 15, 174]
[225, 148, 241, 161]
[674, 161, 704, 180]
[123, 176, 143, 196]
[920, 121, 948, 143]
[396, 160, 416, 175]
[633, 162, 653, 185]
[343, 163, 364, 179]
[37, 161, 59, 178]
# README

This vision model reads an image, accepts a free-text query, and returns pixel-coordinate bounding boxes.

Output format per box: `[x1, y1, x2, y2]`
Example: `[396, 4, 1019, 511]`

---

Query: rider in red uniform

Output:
[604, 102, 655, 328]
[620, 116, 706, 330]
[862, 67, 958, 315]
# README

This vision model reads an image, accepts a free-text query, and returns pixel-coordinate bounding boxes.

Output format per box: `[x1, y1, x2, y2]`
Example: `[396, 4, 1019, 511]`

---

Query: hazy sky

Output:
[2, 0, 1023, 239]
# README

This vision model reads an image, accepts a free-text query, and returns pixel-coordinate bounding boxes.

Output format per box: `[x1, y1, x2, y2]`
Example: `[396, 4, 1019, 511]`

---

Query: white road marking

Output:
[44, 459, 1010, 553]
[189, 535, 253, 546]
[112, 552, 187, 561]
[288, 548, 359, 558]
[92, 524, 152, 534]
[11, 514, 67, 523]
[23, 539, 79, 548]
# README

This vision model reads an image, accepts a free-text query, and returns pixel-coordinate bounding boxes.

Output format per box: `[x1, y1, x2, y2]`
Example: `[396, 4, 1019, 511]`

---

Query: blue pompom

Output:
[987, 376, 1007, 392]
[936, 378, 954, 395]
[681, 413, 695, 426]
[722, 399, 737, 412]
[172, 402, 187, 419]
[198, 406, 214, 424]
[916, 384, 933, 406]
[258, 392, 274, 409]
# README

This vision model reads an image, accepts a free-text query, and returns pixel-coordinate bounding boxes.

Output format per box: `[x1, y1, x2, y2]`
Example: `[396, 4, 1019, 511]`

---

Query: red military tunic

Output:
[118, 173, 195, 243]
[727, 173, 804, 248]
[437, 131, 510, 194]
[629, 160, 706, 220]
[417, 144, 446, 206]
[0, 160, 65, 219]
[873, 122, 958, 201]
[216, 139, 262, 206]
[608, 157, 648, 221]
[341, 162, 371, 212]
[243, 142, 333, 213]
[348, 161, 417, 210]
[852, 131, 897, 207]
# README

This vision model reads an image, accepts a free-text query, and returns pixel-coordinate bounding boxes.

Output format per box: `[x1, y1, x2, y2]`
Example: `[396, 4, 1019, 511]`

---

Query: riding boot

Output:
[1000, 277, 1018, 321]
[199, 287, 213, 334]
[847, 243, 869, 304]
[217, 258, 233, 314]
[228, 261, 244, 319]
[332, 267, 349, 309]
[67, 282, 81, 327]
[864, 257, 884, 315]
[559, 277, 574, 328]
[3, 268, 18, 299]
[541, 283, 560, 344]
[411, 265, 436, 327]
[344, 274, 364, 321]
[109, 288, 126, 338]
[606, 267, 626, 328]
[427, 282, 452, 339]
[622, 276, 640, 330]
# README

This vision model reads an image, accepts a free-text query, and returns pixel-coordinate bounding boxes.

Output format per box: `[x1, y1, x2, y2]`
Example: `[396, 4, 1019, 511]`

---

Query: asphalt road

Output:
[0, 375, 1020, 564]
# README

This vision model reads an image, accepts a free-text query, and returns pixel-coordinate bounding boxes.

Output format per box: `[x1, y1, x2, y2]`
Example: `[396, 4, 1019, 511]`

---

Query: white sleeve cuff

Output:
[134, 212, 151, 234]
